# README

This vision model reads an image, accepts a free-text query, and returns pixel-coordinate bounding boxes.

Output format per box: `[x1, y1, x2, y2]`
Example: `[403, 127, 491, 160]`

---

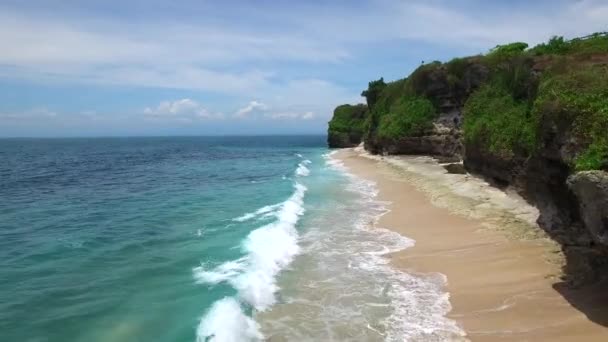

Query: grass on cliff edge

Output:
[530, 32, 608, 56]
[337, 32, 608, 170]
[328, 104, 367, 135]
[534, 64, 608, 170]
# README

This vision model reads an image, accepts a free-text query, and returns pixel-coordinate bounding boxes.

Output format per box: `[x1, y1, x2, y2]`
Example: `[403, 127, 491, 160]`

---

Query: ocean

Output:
[0, 136, 460, 342]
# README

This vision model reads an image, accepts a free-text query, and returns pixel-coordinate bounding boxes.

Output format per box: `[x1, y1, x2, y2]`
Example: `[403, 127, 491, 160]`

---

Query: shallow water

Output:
[0, 136, 462, 341]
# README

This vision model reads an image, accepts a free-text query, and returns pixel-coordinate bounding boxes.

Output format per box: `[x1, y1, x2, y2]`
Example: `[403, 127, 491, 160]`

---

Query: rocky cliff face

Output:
[465, 97, 608, 283]
[365, 59, 488, 159]
[569, 172, 608, 247]
[327, 104, 367, 148]
[328, 34, 608, 283]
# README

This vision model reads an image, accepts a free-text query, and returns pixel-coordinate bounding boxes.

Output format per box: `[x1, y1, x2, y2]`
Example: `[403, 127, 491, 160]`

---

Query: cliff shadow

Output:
[552, 279, 608, 327]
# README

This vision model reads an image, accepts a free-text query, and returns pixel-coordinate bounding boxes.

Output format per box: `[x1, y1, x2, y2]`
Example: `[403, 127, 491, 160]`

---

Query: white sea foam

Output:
[256, 152, 465, 340]
[232, 204, 282, 222]
[336, 154, 466, 340]
[194, 258, 247, 284]
[295, 160, 311, 177]
[195, 181, 307, 341]
[196, 297, 263, 342]
[323, 151, 348, 173]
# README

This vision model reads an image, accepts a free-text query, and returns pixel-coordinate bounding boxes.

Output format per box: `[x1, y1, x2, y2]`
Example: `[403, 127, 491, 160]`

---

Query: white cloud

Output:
[2, 0, 606, 93]
[233, 100, 316, 121]
[0, 107, 58, 121]
[144, 99, 223, 121]
[264, 111, 315, 120]
[301, 112, 315, 120]
[2, 0, 607, 135]
[234, 100, 268, 118]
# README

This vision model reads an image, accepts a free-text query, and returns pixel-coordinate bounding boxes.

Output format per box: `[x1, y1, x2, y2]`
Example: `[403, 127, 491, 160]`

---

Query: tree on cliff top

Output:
[361, 78, 387, 109]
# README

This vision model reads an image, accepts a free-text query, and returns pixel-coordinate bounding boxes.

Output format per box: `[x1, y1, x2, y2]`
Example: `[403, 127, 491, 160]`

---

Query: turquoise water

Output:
[0, 136, 463, 341]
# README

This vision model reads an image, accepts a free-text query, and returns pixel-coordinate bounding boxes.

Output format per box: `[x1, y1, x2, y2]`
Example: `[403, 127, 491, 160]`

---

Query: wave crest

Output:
[194, 182, 307, 341]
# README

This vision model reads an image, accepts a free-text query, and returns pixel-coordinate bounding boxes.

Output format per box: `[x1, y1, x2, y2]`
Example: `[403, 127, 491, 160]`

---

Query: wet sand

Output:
[336, 148, 608, 341]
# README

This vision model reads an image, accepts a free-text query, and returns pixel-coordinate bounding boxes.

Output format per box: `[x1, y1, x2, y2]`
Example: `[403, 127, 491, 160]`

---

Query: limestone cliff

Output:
[327, 104, 367, 148]
[328, 33, 608, 283]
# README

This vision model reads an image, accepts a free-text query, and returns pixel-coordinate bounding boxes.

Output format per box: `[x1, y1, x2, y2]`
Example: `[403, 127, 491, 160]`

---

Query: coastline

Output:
[335, 148, 608, 341]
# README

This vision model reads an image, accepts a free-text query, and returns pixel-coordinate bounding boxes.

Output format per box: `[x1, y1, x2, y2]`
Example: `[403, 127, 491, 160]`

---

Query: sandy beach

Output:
[336, 148, 608, 341]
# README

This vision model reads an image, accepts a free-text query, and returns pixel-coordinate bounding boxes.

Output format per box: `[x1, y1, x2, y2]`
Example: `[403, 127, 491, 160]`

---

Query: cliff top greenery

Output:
[329, 32, 608, 170]
[328, 104, 367, 134]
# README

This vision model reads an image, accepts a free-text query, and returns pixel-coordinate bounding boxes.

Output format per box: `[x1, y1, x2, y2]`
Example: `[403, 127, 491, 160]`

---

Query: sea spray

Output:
[253, 151, 465, 341]
[196, 298, 263, 342]
[295, 161, 311, 177]
[194, 160, 310, 341]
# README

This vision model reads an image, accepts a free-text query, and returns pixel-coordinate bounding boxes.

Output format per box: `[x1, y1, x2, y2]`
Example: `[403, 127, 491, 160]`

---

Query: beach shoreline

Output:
[335, 148, 608, 341]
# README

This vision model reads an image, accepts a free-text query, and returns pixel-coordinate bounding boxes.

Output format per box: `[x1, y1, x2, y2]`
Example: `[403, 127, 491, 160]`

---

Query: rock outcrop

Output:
[366, 58, 488, 159]
[328, 33, 608, 283]
[568, 171, 608, 247]
[327, 104, 367, 148]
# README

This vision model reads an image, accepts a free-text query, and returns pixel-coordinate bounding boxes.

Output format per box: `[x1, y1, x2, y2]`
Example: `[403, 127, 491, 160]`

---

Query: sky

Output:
[0, 0, 606, 137]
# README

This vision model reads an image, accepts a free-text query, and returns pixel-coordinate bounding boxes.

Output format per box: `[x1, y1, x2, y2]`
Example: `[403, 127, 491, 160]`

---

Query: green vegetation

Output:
[361, 78, 387, 109]
[463, 83, 536, 157]
[329, 32, 608, 170]
[327, 104, 368, 145]
[378, 96, 436, 139]
[328, 104, 367, 134]
[445, 57, 470, 88]
[529, 32, 608, 56]
[406, 61, 443, 97]
[533, 64, 608, 170]
[489, 42, 529, 58]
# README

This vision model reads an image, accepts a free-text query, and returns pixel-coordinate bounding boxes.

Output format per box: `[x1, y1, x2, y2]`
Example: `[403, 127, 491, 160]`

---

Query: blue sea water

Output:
[0, 136, 462, 342]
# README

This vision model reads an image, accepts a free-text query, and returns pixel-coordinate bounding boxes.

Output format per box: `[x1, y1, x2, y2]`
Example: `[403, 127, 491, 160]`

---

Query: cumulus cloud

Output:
[144, 99, 222, 121]
[234, 100, 268, 118]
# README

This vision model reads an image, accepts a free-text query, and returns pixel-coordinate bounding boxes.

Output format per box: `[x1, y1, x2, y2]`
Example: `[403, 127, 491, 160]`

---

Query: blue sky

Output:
[0, 0, 606, 137]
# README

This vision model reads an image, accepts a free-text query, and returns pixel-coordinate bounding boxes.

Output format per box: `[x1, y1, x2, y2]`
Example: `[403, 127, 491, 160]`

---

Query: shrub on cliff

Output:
[327, 104, 368, 147]
[365, 78, 409, 136]
[530, 32, 608, 56]
[533, 64, 608, 170]
[329, 31, 608, 170]
[377, 96, 436, 139]
[488, 42, 529, 57]
[463, 82, 536, 157]
[361, 78, 387, 109]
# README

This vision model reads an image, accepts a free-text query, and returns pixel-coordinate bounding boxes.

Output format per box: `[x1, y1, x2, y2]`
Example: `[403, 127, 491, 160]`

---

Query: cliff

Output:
[327, 104, 368, 147]
[328, 32, 608, 284]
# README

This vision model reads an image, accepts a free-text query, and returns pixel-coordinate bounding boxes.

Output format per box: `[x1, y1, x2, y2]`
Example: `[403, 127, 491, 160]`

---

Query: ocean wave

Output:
[329, 153, 465, 341]
[255, 151, 464, 341]
[323, 151, 348, 173]
[194, 182, 307, 341]
[295, 160, 311, 177]
[195, 297, 262, 342]
[232, 203, 282, 222]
